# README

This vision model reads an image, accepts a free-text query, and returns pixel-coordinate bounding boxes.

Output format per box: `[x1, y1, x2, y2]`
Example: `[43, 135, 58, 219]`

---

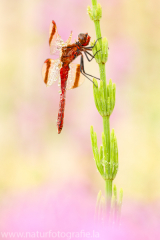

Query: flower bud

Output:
[87, 3, 102, 21]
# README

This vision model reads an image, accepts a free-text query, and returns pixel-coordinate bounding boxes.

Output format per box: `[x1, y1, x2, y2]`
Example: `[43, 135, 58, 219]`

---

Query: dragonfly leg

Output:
[83, 37, 102, 50]
[80, 54, 100, 80]
[84, 50, 100, 62]
[80, 55, 99, 87]
[79, 55, 96, 86]
[80, 69, 97, 87]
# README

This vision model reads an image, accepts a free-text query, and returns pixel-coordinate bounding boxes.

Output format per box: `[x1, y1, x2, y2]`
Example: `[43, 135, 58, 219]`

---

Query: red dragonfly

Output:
[42, 21, 100, 134]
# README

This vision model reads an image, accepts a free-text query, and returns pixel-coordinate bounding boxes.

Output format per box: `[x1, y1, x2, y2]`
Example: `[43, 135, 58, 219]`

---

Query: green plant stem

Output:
[92, 0, 97, 6]
[105, 180, 112, 201]
[105, 179, 112, 220]
[94, 21, 102, 45]
[103, 116, 110, 164]
[91, 0, 102, 47]
[90, 0, 122, 223]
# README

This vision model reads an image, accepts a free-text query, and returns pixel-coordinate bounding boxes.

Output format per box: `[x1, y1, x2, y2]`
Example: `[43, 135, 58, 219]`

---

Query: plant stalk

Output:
[91, 0, 112, 205]
[105, 179, 112, 204]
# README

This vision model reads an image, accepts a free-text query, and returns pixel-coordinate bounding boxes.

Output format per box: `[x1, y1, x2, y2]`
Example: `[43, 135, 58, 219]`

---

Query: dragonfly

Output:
[42, 20, 100, 134]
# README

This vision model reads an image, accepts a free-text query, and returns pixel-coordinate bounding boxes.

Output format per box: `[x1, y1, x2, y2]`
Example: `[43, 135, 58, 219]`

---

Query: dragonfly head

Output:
[78, 33, 91, 46]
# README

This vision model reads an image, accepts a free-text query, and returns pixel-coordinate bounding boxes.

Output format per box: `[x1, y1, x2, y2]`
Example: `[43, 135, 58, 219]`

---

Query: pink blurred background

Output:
[0, 0, 160, 238]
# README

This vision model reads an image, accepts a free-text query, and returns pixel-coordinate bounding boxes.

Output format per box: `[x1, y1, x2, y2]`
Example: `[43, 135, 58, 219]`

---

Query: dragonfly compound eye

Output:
[78, 33, 87, 45]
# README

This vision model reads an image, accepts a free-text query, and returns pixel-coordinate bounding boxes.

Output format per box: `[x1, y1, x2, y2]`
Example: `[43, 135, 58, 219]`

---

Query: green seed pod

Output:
[95, 190, 102, 222]
[102, 37, 108, 63]
[99, 195, 105, 222]
[102, 132, 109, 179]
[93, 79, 103, 115]
[87, 6, 94, 21]
[112, 135, 118, 179]
[91, 40, 101, 64]
[99, 80, 107, 115]
[90, 126, 104, 177]
[113, 184, 117, 201]
[91, 40, 96, 55]
[93, 131, 99, 160]
[108, 79, 113, 110]
[113, 83, 116, 109]
[99, 145, 103, 163]
[119, 188, 123, 206]
[96, 4, 102, 20]
[116, 188, 123, 225]
[90, 125, 95, 150]
[105, 80, 116, 116]
[110, 129, 115, 178]
[107, 96, 111, 116]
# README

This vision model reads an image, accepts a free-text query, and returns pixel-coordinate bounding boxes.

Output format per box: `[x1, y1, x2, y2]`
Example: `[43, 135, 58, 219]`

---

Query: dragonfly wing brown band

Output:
[42, 59, 61, 86]
[49, 21, 57, 46]
[66, 63, 85, 90]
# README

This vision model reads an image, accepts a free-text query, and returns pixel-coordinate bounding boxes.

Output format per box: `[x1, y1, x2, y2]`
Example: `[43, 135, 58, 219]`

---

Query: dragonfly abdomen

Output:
[57, 93, 66, 134]
[57, 66, 70, 134]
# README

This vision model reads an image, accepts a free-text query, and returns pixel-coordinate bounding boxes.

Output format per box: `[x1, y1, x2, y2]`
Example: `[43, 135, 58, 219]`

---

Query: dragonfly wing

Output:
[49, 21, 73, 55]
[65, 31, 72, 45]
[49, 21, 65, 55]
[66, 63, 85, 90]
[42, 59, 61, 86]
